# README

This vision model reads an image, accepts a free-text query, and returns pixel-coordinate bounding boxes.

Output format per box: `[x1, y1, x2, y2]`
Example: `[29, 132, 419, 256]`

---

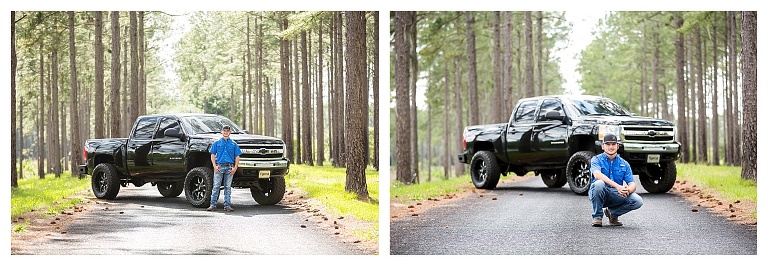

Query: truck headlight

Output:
[598, 125, 621, 141]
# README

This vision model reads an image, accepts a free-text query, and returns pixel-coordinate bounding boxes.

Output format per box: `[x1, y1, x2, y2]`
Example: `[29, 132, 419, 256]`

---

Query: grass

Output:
[285, 164, 379, 242]
[676, 163, 756, 203]
[10, 171, 91, 221]
[390, 174, 473, 203]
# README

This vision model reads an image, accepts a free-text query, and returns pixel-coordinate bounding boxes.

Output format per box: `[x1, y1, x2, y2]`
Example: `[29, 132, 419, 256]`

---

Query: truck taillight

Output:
[462, 135, 467, 149]
[83, 147, 88, 160]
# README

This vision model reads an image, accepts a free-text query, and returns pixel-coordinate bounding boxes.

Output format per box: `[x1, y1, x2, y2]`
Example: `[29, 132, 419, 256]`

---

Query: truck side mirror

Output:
[164, 128, 183, 138]
[545, 111, 565, 122]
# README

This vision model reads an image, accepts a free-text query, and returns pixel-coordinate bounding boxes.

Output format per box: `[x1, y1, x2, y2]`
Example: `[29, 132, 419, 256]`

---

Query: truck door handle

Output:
[509, 128, 516, 133]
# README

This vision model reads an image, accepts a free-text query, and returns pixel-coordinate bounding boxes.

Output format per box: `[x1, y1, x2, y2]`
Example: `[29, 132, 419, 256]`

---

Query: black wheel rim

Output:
[94, 171, 108, 194]
[573, 159, 591, 189]
[160, 183, 172, 192]
[190, 175, 207, 202]
[472, 160, 487, 184]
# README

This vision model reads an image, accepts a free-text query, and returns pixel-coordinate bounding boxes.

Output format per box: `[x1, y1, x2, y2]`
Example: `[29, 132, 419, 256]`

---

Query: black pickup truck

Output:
[79, 113, 290, 207]
[458, 95, 680, 195]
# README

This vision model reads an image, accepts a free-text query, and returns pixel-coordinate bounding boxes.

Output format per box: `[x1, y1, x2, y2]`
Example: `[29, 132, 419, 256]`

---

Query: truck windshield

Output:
[181, 116, 243, 134]
[568, 98, 632, 117]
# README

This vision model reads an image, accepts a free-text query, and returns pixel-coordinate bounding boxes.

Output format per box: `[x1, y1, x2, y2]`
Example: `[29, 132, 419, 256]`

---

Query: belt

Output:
[217, 163, 234, 166]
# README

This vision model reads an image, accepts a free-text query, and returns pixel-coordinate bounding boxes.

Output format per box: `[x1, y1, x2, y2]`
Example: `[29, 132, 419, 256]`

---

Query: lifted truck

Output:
[458, 95, 680, 195]
[79, 113, 290, 207]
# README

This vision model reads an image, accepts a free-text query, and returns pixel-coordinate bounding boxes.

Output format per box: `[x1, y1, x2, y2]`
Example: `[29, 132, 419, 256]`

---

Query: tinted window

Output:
[132, 117, 159, 140]
[537, 99, 563, 121]
[180, 116, 243, 135]
[154, 117, 181, 139]
[569, 98, 631, 116]
[514, 100, 538, 123]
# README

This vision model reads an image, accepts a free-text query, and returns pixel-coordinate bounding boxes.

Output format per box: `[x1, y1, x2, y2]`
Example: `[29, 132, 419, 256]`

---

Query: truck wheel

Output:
[639, 162, 677, 193]
[541, 169, 567, 188]
[250, 176, 286, 205]
[566, 151, 594, 195]
[470, 150, 501, 189]
[158, 181, 184, 197]
[184, 167, 214, 208]
[92, 163, 121, 199]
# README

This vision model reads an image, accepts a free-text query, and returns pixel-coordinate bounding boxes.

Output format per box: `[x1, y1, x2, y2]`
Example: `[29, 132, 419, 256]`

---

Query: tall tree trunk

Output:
[52, 49, 61, 177]
[317, 19, 325, 166]
[255, 15, 262, 134]
[454, 57, 464, 177]
[68, 11, 81, 175]
[344, 11, 369, 198]
[465, 11, 479, 126]
[372, 12, 379, 170]
[38, 40, 46, 179]
[740, 11, 756, 181]
[279, 13, 293, 162]
[652, 25, 660, 118]
[536, 11, 543, 96]
[641, 21, 648, 116]
[138, 11, 146, 115]
[246, 16, 252, 129]
[294, 38, 302, 164]
[409, 11, 418, 183]
[730, 12, 741, 165]
[335, 11, 346, 167]
[427, 105, 432, 182]
[695, 26, 707, 164]
[129, 12, 139, 133]
[394, 11, 412, 183]
[94, 11, 105, 139]
[492, 12, 503, 123]
[443, 58, 450, 180]
[524, 11, 534, 98]
[674, 13, 688, 164]
[711, 14, 720, 166]
[688, 33, 697, 163]
[122, 30, 129, 136]
[502, 12, 513, 116]
[11, 11, 18, 186]
[301, 30, 313, 166]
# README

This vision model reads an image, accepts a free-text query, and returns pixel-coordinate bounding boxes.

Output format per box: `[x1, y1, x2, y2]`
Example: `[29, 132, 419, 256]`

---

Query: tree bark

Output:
[409, 11, 418, 183]
[317, 18, 325, 166]
[279, 13, 293, 162]
[454, 57, 464, 177]
[492, 12, 503, 123]
[94, 11, 105, 139]
[465, 11, 479, 126]
[11, 11, 18, 187]
[524, 11, 534, 98]
[301, 30, 313, 166]
[695, 25, 707, 164]
[129, 12, 139, 133]
[372, 12, 379, 170]
[138, 11, 146, 115]
[394, 11, 412, 184]
[38, 40, 46, 179]
[536, 11, 543, 96]
[688, 33, 697, 163]
[711, 14, 720, 166]
[730, 12, 741, 165]
[344, 11, 369, 198]
[68, 11, 81, 175]
[443, 57, 450, 179]
[294, 38, 302, 164]
[674, 13, 688, 164]
[740, 11, 756, 181]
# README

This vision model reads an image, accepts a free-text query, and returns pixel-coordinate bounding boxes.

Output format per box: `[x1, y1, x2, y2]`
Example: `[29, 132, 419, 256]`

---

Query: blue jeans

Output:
[210, 164, 234, 207]
[588, 180, 643, 219]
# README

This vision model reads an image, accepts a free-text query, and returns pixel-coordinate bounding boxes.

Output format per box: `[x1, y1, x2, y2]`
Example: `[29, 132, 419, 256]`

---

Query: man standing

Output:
[208, 125, 242, 212]
[589, 133, 643, 227]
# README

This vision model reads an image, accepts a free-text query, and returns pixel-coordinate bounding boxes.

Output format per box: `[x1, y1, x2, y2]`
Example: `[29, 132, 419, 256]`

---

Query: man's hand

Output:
[230, 166, 237, 175]
[214, 165, 220, 174]
[618, 185, 630, 197]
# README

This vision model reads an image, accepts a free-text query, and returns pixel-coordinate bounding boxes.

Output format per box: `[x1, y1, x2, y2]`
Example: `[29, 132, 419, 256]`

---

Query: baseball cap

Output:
[602, 133, 618, 143]
[222, 125, 231, 131]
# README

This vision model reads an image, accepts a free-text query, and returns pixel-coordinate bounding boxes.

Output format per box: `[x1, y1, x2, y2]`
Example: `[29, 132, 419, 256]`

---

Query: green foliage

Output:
[285, 164, 379, 242]
[10, 172, 91, 220]
[677, 163, 756, 202]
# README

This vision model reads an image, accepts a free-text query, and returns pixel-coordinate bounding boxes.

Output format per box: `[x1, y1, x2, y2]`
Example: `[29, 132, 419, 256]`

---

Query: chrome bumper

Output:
[622, 142, 680, 153]
[238, 159, 290, 169]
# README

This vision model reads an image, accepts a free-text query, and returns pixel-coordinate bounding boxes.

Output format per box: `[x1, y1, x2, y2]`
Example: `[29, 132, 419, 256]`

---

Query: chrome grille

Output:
[622, 126, 675, 143]
[238, 144, 284, 161]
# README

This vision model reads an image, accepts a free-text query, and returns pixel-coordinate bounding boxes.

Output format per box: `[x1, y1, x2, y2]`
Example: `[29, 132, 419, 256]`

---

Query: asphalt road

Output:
[13, 185, 366, 255]
[390, 176, 758, 255]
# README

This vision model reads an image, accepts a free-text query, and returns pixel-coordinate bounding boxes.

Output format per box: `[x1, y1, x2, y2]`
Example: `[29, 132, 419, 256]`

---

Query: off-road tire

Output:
[639, 162, 677, 193]
[541, 168, 568, 188]
[470, 150, 501, 189]
[250, 176, 286, 205]
[184, 167, 214, 208]
[158, 181, 184, 197]
[566, 151, 595, 195]
[92, 163, 121, 199]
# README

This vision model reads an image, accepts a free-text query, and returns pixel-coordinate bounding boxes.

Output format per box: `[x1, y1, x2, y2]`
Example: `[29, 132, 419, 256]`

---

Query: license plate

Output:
[647, 154, 660, 163]
[259, 170, 271, 179]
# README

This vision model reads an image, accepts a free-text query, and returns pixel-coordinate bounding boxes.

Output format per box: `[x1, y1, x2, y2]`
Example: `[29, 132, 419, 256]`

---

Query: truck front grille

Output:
[622, 126, 675, 143]
[238, 144, 285, 160]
